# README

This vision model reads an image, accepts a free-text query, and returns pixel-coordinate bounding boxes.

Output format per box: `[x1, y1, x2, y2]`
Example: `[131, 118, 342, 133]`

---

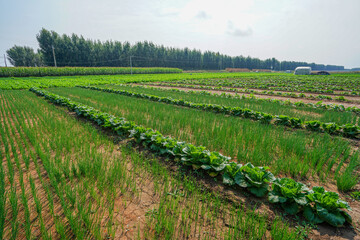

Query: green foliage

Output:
[81, 85, 360, 140]
[134, 83, 360, 116]
[305, 121, 323, 132]
[236, 163, 275, 197]
[6, 45, 43, 67]
[341, 124, 360, 138]
[304, 186, 351, 227]
[0, 67, 182, 77]
[222, 162, 242, 185]
[335, 96, 347, 101]
[289, 117, 303, 128]
[269, 178, 308, 215]
[275, 115, 290, 126]
[322, 122, 340, 135]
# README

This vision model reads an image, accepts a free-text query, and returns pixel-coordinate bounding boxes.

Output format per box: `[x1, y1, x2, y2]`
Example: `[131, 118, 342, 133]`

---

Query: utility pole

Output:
[130, 56, 133, 75]
[52, 45, 57, 67]
[4, 54, 7, 67]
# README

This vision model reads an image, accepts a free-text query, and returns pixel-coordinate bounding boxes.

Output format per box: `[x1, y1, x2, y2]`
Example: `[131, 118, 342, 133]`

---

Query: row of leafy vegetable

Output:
[78, 86, 360, 139]
[30, 87, 352, 227]
[164, 77, 360, 94]
[121, 83, 360, 115]
[143, 82, 352, 103]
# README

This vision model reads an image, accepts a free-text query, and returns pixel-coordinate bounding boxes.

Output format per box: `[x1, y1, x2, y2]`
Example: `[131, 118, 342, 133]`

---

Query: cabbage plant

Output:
[304, 186, 352, 227]
[236, 163, 275, 197]
[268, 178, 308, 215]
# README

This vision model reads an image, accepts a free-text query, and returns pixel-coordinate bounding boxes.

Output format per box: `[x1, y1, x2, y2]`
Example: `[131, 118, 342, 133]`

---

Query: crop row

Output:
[0, 67, 182, 77]
[30, 87, 352, 227]
[166, 80, 360, 95]
[143, 82, 353, 102]
[79, 86, 360, 139]
[122, 83, 360, 115]
[168, 75, 360, 92]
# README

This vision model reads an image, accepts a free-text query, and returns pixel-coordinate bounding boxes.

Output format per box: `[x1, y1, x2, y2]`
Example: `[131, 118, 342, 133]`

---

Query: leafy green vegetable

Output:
[322, 122, 339, 135]
[274, 115, 290, 126]
[304, 186, 351, 227]
[222, 162, 242, 185]
[268, 178, 308, 215]
[289, 118, 302, 128]
[236, 163, 275, 197]
[341, 124, 359, 138]
[305, 121, 322, 132]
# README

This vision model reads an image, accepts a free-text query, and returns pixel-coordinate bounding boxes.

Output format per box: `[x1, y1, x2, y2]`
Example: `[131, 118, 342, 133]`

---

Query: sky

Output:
[0, 0, 359, 68]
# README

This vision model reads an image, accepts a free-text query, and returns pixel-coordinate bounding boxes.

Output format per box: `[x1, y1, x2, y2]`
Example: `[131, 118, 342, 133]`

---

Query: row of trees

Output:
[6, 28, 345, 71]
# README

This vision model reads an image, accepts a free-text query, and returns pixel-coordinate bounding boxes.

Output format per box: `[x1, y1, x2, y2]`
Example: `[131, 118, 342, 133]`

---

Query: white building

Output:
[294, 67, 312, 75]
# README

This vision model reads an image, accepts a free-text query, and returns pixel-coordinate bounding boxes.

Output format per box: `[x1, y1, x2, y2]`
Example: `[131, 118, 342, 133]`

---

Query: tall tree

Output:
[6, 45, 43, 67]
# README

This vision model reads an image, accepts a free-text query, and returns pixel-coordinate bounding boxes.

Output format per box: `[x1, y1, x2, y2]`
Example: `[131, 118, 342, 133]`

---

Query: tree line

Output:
[6, 28, 344, 71]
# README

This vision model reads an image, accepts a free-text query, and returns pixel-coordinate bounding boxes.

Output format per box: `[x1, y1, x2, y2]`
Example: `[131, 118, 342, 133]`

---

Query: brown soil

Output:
[106, 163, 159, 239]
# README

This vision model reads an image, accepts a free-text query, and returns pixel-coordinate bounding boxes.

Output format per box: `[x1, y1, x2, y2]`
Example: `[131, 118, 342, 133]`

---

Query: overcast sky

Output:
[1, 0, 359, 68]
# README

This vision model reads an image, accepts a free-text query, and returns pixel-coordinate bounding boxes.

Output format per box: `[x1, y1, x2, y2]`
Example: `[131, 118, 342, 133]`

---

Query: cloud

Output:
[195, 11, 211, 20]
[226, 20, 253, 37]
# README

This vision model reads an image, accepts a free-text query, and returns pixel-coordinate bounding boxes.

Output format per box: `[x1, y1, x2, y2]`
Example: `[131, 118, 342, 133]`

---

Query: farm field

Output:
[1, 89, 300, 239]
[137, 84, 360, 109]
[1, 71, 360, 239]
[0, 72, 280, 90]
[100, 84, 359, 125]
[151, 74, 360, 93]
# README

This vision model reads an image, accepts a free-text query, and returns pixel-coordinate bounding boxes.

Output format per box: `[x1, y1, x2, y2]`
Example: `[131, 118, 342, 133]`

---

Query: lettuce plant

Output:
[289, 117, 302, 128]
[322, 122, 339, 135]
[259, 113, 273, 124]
[305, 121, 323, 132]
[180, 145, 230, 176]
[274, 115, 290, 126]
[236, 163, 275, 197]
[304, 186, 352, 227]
[341, 124, 359, 138]
[268, 178, 308, 215]
[222, 162, 242, 186]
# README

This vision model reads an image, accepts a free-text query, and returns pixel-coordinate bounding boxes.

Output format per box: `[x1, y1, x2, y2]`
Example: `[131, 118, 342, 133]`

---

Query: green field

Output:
[1, 71, 360, 239]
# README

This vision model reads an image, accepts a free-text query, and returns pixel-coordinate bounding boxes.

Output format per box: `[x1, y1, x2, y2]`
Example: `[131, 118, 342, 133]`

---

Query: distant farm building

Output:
[294, 67, 312, 75]
[225, 68, 250, 72]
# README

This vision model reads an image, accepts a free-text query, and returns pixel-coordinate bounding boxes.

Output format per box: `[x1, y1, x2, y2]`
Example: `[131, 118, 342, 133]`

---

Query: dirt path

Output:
[139, 84, 360, 108]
